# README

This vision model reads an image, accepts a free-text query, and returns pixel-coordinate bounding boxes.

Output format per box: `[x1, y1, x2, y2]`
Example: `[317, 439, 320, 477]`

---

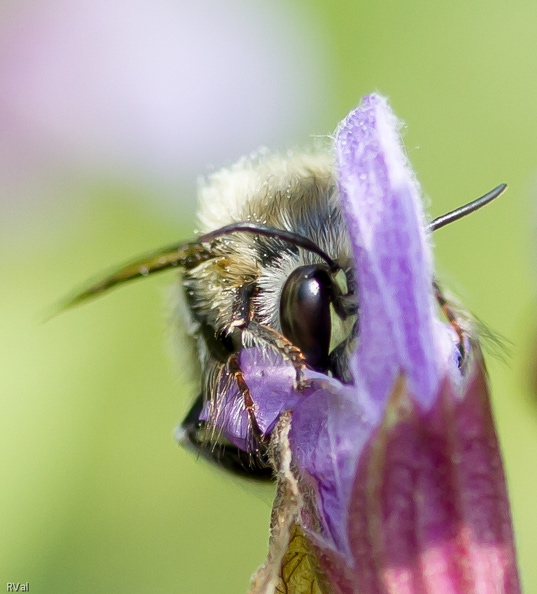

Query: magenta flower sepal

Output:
[289, 365, 520, 594]
[245, 94, 521, 594]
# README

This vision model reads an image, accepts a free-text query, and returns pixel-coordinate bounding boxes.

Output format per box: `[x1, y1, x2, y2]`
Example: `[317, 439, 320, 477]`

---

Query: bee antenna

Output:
[428, 183, 507, 232]
[198, 222, 341, 272]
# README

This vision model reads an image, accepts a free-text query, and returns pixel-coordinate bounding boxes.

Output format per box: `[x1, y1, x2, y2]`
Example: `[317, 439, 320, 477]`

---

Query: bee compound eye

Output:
[279, 265, 333, 370]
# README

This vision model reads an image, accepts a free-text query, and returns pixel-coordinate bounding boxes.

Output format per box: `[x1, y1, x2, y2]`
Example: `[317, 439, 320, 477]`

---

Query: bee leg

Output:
[221, 283, 270, 443]
[433, 280, 467, 368]
[226, 353, 267, 448]
[178, 393, 272, 479]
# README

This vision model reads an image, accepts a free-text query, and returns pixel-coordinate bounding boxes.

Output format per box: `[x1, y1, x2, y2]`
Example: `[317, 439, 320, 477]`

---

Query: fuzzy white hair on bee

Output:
[63, 143, 508, 480]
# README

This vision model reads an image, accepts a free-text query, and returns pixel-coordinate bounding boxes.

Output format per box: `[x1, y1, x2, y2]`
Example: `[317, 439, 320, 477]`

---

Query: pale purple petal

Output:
[336, 94, 446, 409]
[289, 384, 375, 555]
[283, 93, 448, 556]
[240, 349, 302, 435]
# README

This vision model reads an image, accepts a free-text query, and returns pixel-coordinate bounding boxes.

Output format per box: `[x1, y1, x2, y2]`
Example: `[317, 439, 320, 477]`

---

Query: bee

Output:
[66, 149, 506, 480]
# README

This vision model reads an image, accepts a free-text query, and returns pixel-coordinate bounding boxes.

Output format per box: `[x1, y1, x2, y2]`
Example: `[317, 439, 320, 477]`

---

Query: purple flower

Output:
[243, 95, 521, 594]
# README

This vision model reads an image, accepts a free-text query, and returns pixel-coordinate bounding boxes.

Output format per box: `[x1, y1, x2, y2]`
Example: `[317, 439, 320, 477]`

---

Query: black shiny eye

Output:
[279, 265, 334, 370]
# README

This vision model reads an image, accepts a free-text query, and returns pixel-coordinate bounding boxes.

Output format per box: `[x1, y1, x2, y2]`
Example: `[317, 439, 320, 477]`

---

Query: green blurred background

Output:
[2, 1, 537, 592]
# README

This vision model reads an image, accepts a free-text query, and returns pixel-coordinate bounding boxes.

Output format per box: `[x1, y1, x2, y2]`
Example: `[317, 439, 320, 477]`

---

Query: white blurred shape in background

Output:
[0, 0, 330, 231]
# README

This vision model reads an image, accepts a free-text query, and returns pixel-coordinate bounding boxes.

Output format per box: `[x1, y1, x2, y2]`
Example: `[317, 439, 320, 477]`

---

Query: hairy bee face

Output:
[177, 152, 359, 478]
